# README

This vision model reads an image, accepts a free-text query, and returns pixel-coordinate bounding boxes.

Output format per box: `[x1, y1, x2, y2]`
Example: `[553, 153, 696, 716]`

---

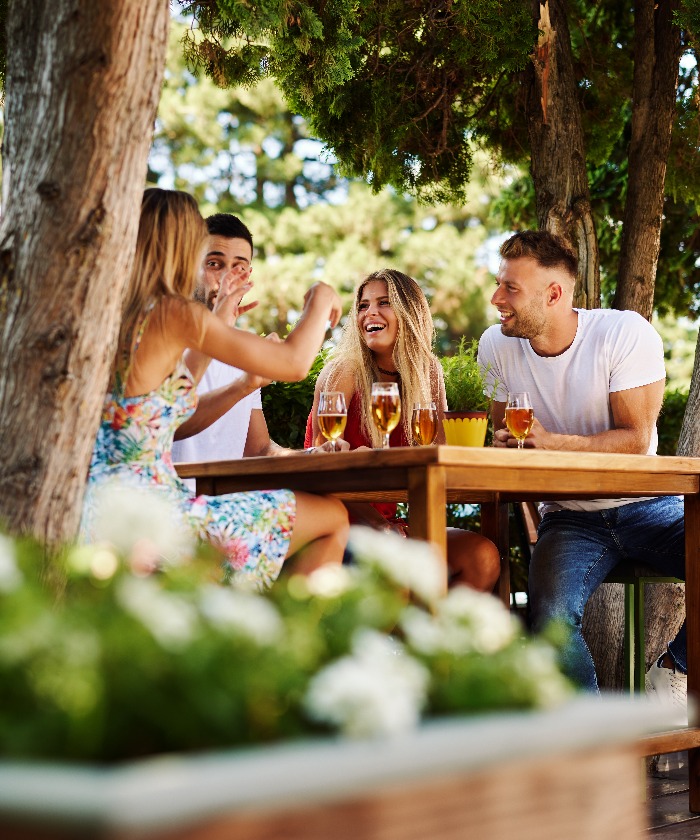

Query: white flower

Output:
[89, 481, 194, 566]
[511, 642, 573, 707]
[116, 576, 198, 649]
[199, 585, 283, 645]
[305, 565, 354, 598]
[0, 534, 22, 593]
[304, 629, 429, 738]
[401, 587, 519, 656]
[348, 526, 444, 604]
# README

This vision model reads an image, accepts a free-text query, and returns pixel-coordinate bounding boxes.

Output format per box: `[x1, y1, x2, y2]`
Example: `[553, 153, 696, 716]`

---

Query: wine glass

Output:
[505, 391, 534, 449]
[317, 391, 347, 451]
[411, 401, 438, 446]
[370, 382, 401, 449]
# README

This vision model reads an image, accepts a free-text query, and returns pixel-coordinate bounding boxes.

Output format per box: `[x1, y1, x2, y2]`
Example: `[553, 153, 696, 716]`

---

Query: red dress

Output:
[305, 392, 406, 521]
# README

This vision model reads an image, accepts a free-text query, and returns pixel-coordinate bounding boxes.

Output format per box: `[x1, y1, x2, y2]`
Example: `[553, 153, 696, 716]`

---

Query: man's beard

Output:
[500, 298, 547, 339]
[194, 285, 216, 311]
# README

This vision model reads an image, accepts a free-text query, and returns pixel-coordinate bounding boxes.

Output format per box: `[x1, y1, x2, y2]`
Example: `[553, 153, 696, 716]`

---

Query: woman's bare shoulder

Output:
[155, 296, 208, 342]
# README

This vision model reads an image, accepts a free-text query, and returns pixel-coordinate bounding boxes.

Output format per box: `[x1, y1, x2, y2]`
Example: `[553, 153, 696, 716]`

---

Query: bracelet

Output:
[304, 447, 316, 454]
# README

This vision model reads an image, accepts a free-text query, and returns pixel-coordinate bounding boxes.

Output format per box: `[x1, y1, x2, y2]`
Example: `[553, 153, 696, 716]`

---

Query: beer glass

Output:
[317, 391, 347, 451]
[411, 401, 438, 446]
[505, 391, 534, 449]
[370, 382, 401, 449]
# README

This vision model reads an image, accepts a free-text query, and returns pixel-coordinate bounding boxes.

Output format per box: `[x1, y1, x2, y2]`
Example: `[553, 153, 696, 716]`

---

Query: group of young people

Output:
[81, 188, 689, 723]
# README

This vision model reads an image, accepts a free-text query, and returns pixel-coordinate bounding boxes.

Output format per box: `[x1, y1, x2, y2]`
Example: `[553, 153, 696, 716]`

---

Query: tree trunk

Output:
[0, 0, 169, 545]
[613, 0, 682, 318]
[583, 581, 685, 691]
[587, 0, 685, 692]
[525, 1, 685, 691]
[678, 338, 700, 456]
[525, 0, 600, 310]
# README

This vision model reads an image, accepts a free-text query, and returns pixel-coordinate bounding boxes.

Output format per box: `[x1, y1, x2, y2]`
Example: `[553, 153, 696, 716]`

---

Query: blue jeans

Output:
[530, 496, 686, 691]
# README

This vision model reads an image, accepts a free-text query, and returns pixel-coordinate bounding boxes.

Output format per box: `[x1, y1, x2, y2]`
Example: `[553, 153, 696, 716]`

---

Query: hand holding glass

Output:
[317, 391, 347, 451]
[371, 382, 401, 449]
[411, 401, 438, 446]
[505, 391, 534, 449]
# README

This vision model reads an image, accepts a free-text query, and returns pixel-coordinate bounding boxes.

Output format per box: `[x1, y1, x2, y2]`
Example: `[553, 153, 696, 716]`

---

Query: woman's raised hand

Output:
[212, 266, 258, 328]
[303, 281, 342, 328]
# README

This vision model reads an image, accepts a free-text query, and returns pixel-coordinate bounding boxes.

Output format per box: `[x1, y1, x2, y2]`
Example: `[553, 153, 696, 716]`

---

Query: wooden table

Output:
[176, 446, 700, 807]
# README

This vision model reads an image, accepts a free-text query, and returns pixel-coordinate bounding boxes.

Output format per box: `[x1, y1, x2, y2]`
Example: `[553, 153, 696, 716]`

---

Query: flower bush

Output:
[0, 494, 574, 763]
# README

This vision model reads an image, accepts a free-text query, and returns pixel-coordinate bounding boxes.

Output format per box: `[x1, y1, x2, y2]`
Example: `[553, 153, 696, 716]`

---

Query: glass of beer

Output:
[370, 382, 401, 449]
[505, 391, 534, 449]
[411, 401, 438, 446]
[317, 391, 347, 451]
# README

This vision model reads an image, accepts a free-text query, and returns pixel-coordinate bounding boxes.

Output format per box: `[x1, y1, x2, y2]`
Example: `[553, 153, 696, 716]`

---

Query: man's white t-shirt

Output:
[172, 360, 260, 467]
[477, 308, 667, 512]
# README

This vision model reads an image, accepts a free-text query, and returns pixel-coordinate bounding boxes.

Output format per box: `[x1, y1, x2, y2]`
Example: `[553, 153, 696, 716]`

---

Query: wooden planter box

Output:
[0, 697, 669, 840]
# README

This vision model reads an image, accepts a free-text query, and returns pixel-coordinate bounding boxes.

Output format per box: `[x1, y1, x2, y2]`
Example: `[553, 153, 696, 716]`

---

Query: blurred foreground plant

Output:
[0, 494, 574, 763]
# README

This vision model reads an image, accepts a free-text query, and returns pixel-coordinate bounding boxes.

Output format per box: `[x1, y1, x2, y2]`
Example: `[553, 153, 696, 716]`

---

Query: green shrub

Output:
[262, 350, 328, 448]
[657, 387, 689, 456]
[440, 337, 495, 412]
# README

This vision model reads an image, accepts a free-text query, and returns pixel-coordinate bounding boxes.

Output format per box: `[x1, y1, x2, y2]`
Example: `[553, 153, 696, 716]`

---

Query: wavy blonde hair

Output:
[115, 188, 207, 377]
[324, 269, 440, 447]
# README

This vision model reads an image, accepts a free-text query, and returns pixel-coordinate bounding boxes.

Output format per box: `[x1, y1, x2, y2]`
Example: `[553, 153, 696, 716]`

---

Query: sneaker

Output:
[645, 655, 688, 728]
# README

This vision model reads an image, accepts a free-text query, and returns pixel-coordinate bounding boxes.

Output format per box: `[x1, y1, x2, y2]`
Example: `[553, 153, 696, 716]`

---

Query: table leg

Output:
[408, 465, 448, 596]
[685, 493, 700, 812]
[480, 496, 510, 608]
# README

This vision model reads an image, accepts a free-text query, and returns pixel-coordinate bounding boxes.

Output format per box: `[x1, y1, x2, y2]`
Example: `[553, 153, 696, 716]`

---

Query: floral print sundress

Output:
[81, 325, 295, 589]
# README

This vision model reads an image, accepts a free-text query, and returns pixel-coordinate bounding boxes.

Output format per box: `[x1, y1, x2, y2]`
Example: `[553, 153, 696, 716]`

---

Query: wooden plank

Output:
[407, 464, 448, 595]
[684, 493, 700, 812]
[444, 465, 698, 497]
[480, 497, 510, 607]
[0, 744, 644, 840]
[176, 447, 700, 483]
[640, 728, 700, 757]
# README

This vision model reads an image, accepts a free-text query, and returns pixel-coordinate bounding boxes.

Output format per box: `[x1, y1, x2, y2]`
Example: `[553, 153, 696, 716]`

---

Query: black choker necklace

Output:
[377, 365, 400, 376]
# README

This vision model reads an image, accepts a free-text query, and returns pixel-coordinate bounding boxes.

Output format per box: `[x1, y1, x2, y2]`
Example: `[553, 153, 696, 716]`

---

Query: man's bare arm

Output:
[174, 378, 260, 440]
[492, 379, 665, 453]
[243, 409, 295, 457]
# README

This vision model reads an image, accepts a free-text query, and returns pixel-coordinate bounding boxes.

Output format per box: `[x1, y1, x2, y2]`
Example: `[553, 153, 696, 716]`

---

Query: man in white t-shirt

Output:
[173, 214, 341, 472]
[478, 230, 686, 719]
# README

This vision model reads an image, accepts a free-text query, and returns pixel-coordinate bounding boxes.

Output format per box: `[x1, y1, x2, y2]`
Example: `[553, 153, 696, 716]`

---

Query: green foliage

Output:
[177, 0, 533, 203]
[152, 22, 341, 212]
[176, 0, 700, 318]
[440, 337, 495, 412]
[658, 387, 690, 456]
[0, 523, 573, 762]
[261, 349, 327, 448]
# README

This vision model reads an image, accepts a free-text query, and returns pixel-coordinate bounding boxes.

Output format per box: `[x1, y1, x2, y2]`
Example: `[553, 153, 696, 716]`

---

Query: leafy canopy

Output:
[178, 0, 533, 203]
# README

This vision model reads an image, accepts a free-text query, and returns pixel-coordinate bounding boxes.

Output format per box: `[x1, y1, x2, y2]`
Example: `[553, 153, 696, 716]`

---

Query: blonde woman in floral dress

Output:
[81, 189, 348, 587]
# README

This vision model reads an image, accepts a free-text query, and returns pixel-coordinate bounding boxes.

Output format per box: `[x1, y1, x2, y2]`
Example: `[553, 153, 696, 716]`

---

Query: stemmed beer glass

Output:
[411, 401, 438, 446]
[317, 391, 347, 451]
[370, 382, 401, 449]
[505, 391, 534, 449]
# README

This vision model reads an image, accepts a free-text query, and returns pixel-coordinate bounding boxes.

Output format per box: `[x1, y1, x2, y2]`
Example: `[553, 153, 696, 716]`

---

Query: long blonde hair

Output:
[324, 269, 439, 447]
[115, 188, 206, 377]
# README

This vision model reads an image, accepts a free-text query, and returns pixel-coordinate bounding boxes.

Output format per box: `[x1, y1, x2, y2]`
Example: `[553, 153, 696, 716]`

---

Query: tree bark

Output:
[613, 0, 682, 318]
[678, 337, 700, 456]
[0, 0, 170, 545]
[525, 1, 685, 691]
[588, 0, 684, 693]
[584, 581, 685, 691]
[525, 0, 600, 309]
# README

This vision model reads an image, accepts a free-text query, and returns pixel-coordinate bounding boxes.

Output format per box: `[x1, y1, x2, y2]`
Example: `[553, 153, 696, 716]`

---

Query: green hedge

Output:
[657, 387, 688, 456]
[262, 351, 328, 449]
